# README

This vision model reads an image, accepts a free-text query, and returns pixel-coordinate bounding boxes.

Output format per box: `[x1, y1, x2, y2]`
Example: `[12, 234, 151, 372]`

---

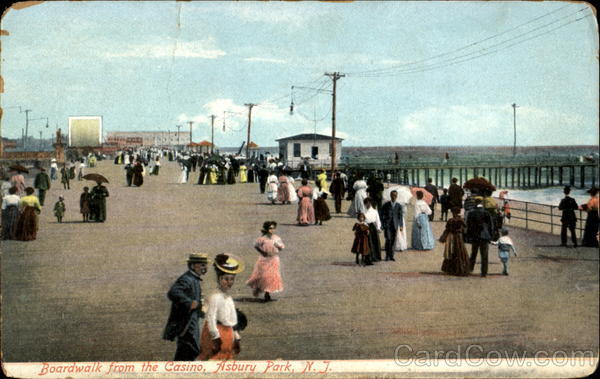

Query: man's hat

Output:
[213, 253, 244, 274]
[187, 253, 210, 264]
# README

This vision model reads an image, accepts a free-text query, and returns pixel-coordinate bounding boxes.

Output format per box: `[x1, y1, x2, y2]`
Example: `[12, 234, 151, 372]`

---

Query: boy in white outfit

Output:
[492, 229, 517, 275]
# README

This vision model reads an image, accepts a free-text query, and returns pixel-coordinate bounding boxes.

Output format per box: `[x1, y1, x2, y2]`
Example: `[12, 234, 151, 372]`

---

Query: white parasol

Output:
[382, 185, 413, 204]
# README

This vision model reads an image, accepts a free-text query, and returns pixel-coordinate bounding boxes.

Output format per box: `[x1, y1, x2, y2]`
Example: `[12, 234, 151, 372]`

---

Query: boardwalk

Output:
[1, 160, 598, 362]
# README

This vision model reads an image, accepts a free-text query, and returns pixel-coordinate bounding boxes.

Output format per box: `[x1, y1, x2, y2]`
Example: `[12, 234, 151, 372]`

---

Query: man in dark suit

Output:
[380, 190, 404, 261]
[448, 177, 464, 209]
[465, 199, 495, 277]
[258, 165, 269, 194]
[330, 171, 346, 213]
[558, 186, 578, 248]
[424, 178, 440, 221]
[33, 167, 51, 206]
[163, 253, 208, 361]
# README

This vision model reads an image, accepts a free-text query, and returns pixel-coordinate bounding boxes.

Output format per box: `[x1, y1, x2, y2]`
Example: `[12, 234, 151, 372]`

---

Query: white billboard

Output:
[68, 116, 102, 147]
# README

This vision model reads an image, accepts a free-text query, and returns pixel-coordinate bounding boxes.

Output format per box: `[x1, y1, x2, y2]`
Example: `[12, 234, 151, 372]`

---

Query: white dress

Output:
[179, 165, 188, 183]
[393, 203, 408, 251]
[266, 175, 279, 201]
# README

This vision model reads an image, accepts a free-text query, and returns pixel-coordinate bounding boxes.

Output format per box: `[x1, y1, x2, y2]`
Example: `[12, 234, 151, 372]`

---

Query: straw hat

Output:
[213, 253, 244, 274]
[187, 253, 210, 264]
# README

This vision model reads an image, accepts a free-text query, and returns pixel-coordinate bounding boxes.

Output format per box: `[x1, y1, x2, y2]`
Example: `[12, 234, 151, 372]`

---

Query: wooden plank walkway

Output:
[1, 160, 598, 362]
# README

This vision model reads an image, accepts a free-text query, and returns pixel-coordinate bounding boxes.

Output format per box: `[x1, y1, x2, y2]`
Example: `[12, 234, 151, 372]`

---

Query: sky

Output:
[0, 1, 598, 147]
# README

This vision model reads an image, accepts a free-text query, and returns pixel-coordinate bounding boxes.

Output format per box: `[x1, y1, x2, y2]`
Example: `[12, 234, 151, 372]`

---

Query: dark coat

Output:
[424, 183, 439, 204]
[163, 271, 203, 343]
[380, 201, 404, 231]
[330, 178, 346, 198]
[558, 196, 578, 224]
[448, 183, 464, 208]
[34, 172, 51, 190]
[465, 206, 494, 243]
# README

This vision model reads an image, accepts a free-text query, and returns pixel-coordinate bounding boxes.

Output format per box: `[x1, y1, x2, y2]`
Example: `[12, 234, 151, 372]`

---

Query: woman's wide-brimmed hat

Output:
[213, 253, 244, 274]
[187, 253, 210, 264]
[587, 186, 598, 195]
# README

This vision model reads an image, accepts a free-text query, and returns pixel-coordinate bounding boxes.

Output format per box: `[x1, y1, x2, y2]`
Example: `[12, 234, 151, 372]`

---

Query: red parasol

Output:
[411, 187, 434, 205]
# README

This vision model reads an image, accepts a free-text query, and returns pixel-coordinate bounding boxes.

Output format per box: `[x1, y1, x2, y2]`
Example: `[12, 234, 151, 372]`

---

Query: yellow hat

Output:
[213, 253, 244, 274]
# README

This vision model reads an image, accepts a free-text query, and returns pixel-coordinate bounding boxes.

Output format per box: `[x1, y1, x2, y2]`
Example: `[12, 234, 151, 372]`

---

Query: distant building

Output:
[276, 133, 343, 168]
[188, 140, 215, 154]
[106, 131, 191, 147]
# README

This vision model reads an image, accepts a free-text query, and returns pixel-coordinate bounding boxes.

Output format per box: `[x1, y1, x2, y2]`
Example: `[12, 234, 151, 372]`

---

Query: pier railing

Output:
[494, 197, 587, 238]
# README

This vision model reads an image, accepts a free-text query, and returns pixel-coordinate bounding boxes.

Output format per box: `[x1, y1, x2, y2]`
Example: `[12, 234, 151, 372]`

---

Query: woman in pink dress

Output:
[246, 221, 285, 302]
[296, 179, 315, 225]
[10, 171, 26, 196]
[276, 174, 290, 204]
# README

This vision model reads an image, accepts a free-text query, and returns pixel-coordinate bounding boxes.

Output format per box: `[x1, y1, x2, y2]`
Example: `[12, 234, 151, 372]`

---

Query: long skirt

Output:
[246, 255, 283, 293]
[248, 170, 255, 183]
[1, 205, 19, 240]
[393, 220, 408, 252]
[277, 185, 290, 203]
[440, 233, 471, 276]
[297, 197, 315, 225]
[411, 213, 435, 250]
[198, 323, 235, 361]
[266, 183, 278, 201]
[581, 210, 599, 247]
[367, 223, 382, 261]
[15, 206, 38, 241]
[314, 198, 331, 222]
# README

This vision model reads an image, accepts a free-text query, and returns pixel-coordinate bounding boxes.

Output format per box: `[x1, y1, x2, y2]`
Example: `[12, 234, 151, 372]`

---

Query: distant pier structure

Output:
[347, 159, 598, 189]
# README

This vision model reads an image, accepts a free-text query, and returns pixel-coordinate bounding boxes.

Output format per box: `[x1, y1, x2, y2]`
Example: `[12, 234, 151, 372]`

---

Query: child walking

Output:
[492, 229, 517, 275]
[54, 196, 66, 223]
[80, 187, 92, 222]
[351, 213, 371, 266]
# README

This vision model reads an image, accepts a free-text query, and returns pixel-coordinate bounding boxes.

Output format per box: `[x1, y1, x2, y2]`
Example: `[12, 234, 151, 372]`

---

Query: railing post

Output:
[525, 202, 529, 230]
[550, 206, 553, 235]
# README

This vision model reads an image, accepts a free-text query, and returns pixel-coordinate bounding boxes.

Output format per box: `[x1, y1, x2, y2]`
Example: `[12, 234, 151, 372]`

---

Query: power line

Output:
[353, 10, 593, 78]
[347, 6, 590, 78]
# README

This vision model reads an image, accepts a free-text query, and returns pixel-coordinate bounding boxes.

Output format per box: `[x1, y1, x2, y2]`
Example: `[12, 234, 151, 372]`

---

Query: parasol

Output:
[82, 173, 109, 184]
[411, 187, 434, 205]
[463, 177, 496, 192]
[9, 164, 29, 174]
[382, 185, 413, 204]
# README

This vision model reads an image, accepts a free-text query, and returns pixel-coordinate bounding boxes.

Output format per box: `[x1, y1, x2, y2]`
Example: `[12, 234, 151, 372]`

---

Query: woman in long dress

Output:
[439, 207, 471, 276]
[1, 186, 20, 240]
[347, 179, 368, 218]
[297, 179, 315, 225]
[276, 174, 290, 204]
[15, 187, 42, 241]
[266, 172, 279, 204]
[178, 162, 188, 184]
[363, 198, 382, 262]
[411, 191, 435, 250]
[246, 221, 285, 302]
[287, 175, 298, 203]
[581, 187, 599, 247]
[316, 169, 329, 193]
[239, 163, 248, 183]
[132, 161, 144, 186]
[199, 254, 245, 361]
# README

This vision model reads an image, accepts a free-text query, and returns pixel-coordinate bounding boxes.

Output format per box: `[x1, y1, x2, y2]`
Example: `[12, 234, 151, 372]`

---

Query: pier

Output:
[345, 159, 598, 189]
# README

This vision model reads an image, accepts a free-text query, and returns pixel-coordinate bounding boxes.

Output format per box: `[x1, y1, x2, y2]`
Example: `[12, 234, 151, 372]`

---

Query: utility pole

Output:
[39, 131, 43, 150]
[512, 103, 519, 157]
[188, 121, 194, 146]
[210, 115, 216, 155]
[21, 108, 31, 148]
[175, 125, 182, 146]
[325, 72, 345, 173]
[244, 103, 256, 159]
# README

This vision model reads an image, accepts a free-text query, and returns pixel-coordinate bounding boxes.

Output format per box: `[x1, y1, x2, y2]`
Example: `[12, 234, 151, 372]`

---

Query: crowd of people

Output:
[1, 150, 598, 364]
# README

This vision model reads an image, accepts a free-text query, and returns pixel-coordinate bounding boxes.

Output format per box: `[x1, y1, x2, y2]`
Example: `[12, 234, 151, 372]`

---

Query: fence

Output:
[494, 197, 587, 238]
